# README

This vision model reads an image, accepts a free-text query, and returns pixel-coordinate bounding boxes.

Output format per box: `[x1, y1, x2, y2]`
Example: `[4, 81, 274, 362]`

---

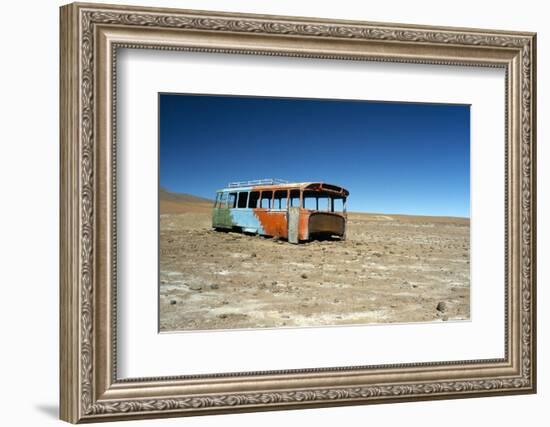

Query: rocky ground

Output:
[159, 211, 470, 332]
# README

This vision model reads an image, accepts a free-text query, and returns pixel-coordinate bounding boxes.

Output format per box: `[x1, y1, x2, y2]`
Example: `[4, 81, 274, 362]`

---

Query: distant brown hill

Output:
[159, 188, 214, 214]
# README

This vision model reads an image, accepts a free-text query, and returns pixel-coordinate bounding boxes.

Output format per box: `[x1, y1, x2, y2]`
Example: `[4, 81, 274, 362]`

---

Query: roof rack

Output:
[227, 178, 289, 188]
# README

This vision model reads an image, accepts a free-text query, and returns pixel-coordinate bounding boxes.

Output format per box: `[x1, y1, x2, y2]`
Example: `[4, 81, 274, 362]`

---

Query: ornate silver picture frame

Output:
[60, 2, 536, 423]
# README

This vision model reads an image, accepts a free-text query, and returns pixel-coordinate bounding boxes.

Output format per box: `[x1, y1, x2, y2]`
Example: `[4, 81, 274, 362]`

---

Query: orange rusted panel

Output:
[254, 210, 288, 239]
[298, 209, 310, 240]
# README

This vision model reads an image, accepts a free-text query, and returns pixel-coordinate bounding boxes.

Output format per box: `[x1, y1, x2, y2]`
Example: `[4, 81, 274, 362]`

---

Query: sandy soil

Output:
[159, 210, 470, 332]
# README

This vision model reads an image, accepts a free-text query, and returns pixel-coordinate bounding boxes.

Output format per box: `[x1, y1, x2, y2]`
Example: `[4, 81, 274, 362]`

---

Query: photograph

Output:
[159, 93, 471, 332]
[58, 3, 536, 422]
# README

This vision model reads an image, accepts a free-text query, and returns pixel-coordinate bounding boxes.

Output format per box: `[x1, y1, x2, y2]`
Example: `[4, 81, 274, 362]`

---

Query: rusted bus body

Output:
[212, 180, 349, 243]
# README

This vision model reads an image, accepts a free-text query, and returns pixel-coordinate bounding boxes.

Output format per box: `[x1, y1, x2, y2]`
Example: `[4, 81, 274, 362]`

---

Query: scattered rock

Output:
[160, 210, 470, 330]
[436, 301, 448, 312]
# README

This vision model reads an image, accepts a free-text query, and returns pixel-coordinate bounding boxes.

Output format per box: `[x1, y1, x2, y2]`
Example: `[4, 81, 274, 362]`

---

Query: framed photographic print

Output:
[157, 95, 471, 332]
[60, 2, 537, 423]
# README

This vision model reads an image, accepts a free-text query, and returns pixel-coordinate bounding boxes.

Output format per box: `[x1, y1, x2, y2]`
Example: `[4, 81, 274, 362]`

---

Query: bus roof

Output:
[217, 181, 349, 197]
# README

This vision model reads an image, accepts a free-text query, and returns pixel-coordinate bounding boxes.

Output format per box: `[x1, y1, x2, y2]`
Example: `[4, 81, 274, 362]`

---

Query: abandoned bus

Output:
[212, 179, 349, 243]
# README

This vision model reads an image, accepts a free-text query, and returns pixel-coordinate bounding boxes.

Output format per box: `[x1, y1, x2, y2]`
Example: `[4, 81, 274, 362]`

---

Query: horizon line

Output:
[160, 187, 470, 220]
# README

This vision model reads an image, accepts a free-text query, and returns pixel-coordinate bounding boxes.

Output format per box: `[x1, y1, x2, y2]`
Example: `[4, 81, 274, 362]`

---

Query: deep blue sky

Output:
[159, 94, 470, 217]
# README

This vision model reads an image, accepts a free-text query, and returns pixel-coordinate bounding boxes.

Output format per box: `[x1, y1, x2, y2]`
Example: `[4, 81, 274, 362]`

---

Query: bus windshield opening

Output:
[302, 191, 346, 213]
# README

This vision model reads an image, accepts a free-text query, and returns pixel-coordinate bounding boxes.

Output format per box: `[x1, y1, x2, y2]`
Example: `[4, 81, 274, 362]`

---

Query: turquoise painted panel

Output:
[230, 209, 265, 234]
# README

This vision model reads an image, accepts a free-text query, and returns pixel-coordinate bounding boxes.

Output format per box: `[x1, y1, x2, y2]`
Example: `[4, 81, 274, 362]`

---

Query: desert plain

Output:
[159, 189, 470, 332]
